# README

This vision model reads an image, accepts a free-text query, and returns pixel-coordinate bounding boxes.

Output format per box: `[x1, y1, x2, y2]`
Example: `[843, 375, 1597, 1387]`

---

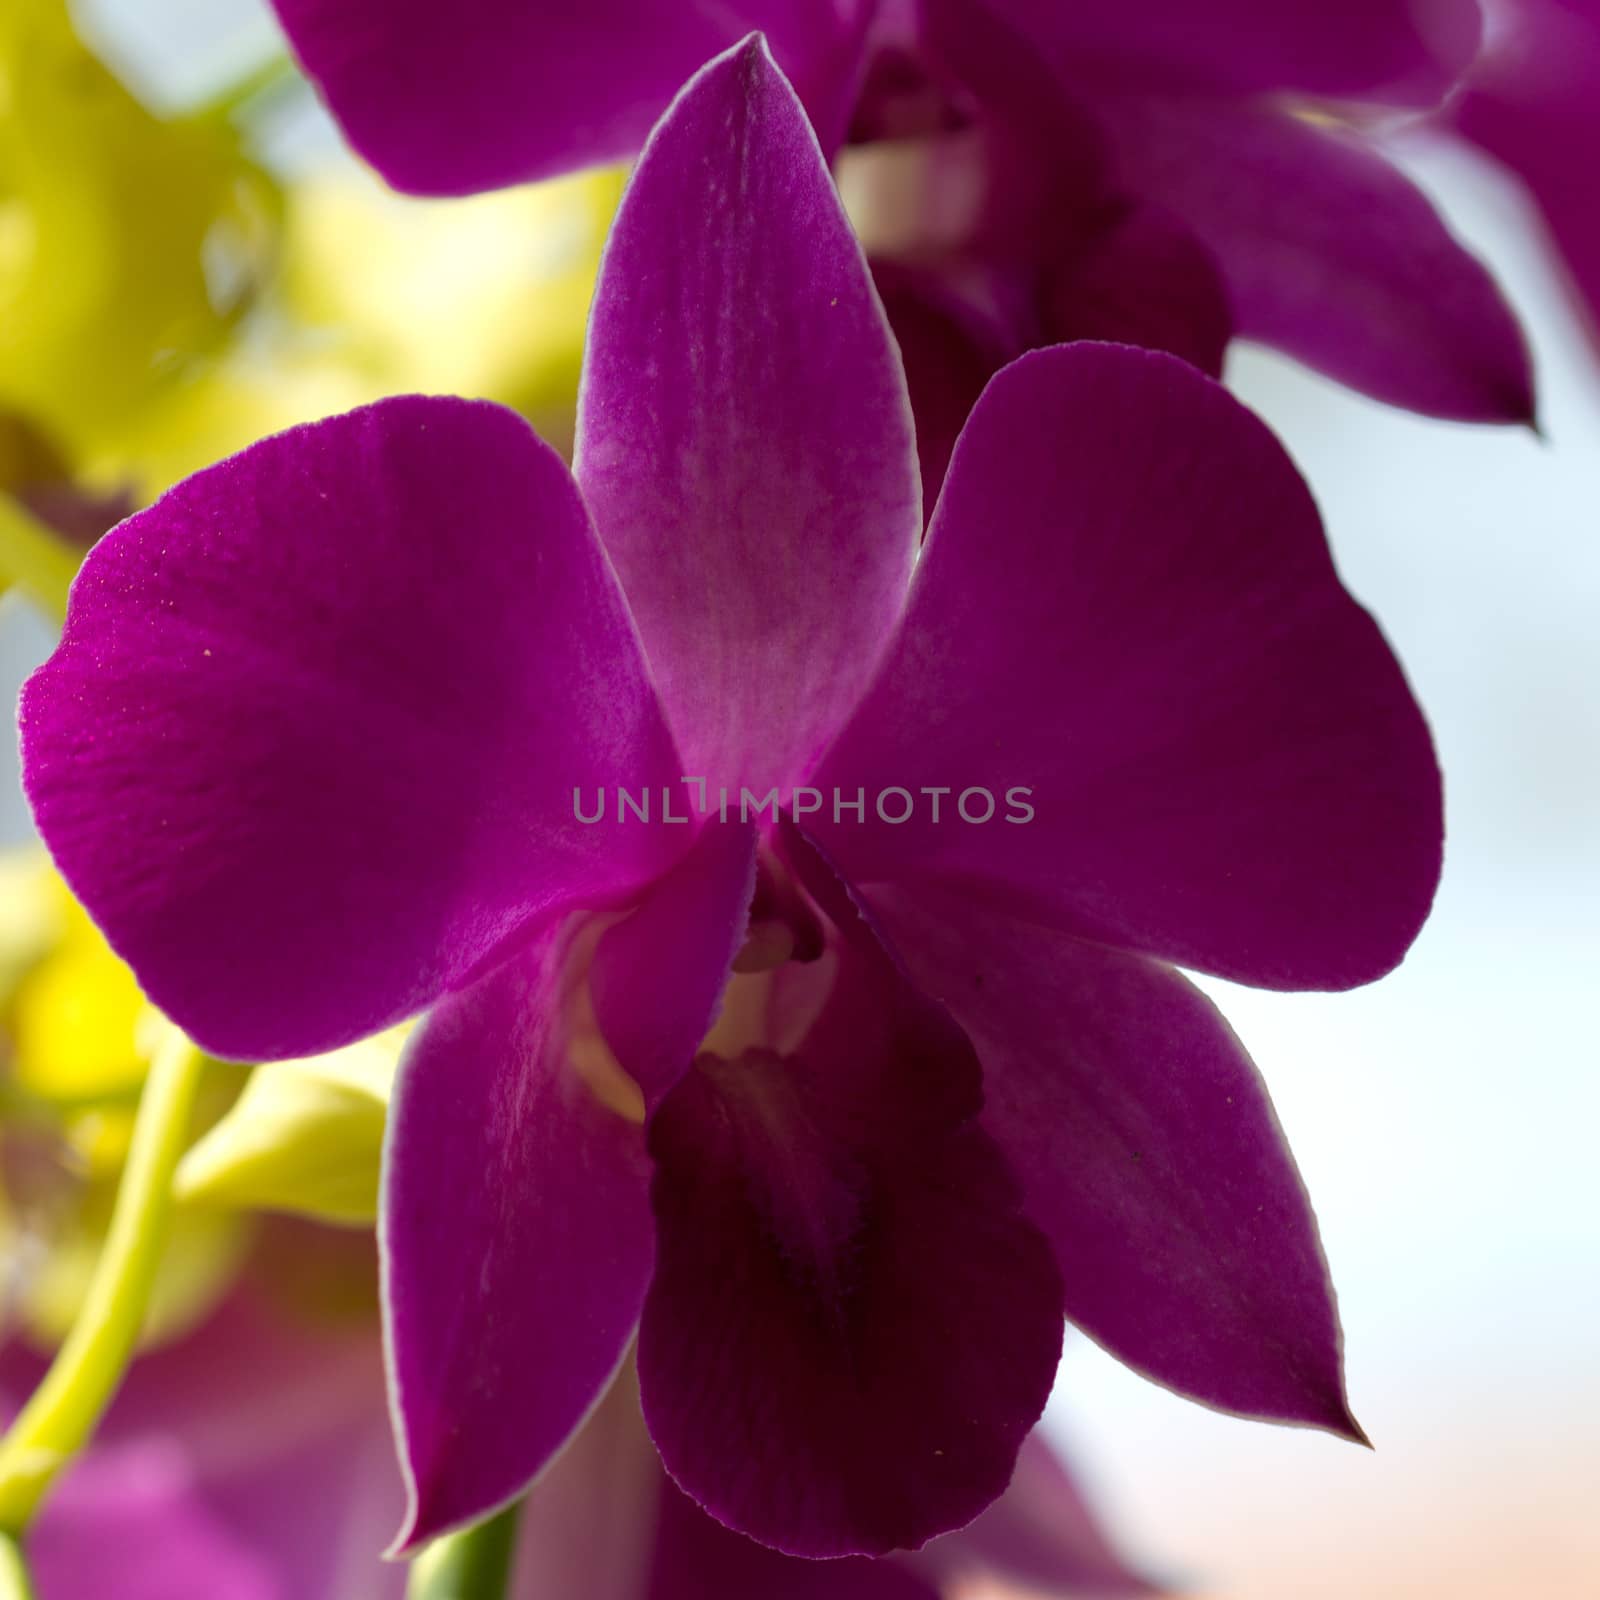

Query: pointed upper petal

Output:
[20, 398, 681, 1061]
[870, 884, 1361, 1439]
[637, 847, 1062, 1558]
[576, 37, 920, 796]
[380, 925, 655, 1549]
[1091, 93, 1534, 423]
[267, 2, 873, 195]
[942, 0, 1481, 104]
[813, 344, 1443, 992]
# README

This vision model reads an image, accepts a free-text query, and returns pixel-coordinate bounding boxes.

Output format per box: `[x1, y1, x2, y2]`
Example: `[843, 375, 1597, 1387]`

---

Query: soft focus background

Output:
[2, 3, 1596, 1596]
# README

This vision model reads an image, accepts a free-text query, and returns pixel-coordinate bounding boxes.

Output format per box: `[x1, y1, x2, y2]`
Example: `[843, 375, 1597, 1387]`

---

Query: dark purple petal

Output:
[1453, 0, 1600, 350]
[869, 883, 1362, 1439]
[650, 1476, 941, 1600]
[511, 1362, 938, 1599]
[20, 398, 681, 1061]
[919, 1430, 1157, 1596]
[814, 344, 1443, 992]
[1042, 203, 1231, 379]
[268, 2, 872, 195]
[637, 862, 1063, 1558]
[1090, 93, 1534, 422]
[942, 0, 1480, 104]
[382, 925, 654, 1549]
[576, 38, 920, 795]
[591, 820, 756, 1108]
[872, 264, 1014, 519]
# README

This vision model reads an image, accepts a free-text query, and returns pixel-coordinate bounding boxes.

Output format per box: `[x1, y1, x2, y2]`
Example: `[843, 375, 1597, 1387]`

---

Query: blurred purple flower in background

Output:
[2, 1264, 405, 1600]
[19, 35, 1441, 1568]
[262, 0, 1535, 501]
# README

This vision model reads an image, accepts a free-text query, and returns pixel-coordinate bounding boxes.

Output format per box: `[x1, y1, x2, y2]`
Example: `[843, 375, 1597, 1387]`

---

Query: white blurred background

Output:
[3, 5, 1597, 1596]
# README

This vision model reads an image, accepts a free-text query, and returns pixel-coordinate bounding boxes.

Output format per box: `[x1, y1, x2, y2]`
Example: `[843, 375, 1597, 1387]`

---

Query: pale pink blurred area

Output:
[1049, 135, 1600, 1600]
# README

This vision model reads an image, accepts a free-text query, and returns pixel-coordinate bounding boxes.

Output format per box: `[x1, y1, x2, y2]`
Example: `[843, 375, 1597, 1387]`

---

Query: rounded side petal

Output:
[20, 397, 681, 1061]
[576, 37, 921, 796]
[267, 1, 872, 195]
[814, 344, 1443, 992]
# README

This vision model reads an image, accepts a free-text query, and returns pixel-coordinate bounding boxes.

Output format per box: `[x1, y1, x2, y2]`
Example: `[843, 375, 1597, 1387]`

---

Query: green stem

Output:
[0, 1533, 36, 1600]
[404, 1500, 523, 1600]
[0, 495, 77, 622]
[0, 1033, 204, 1533]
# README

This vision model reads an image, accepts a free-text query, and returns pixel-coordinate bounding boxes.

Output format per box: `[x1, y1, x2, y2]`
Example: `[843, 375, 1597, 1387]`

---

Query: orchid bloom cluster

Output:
[0, 0, 1589, 1595]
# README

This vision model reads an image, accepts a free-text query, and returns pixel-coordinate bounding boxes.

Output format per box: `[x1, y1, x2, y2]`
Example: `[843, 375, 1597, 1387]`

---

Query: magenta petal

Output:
[955, 0, 1479, 103]
[1042, 203, 1231, 379]
[382, 927, 654, 1549]
[920, 1431, 1156, 1596]
[20, 397, 681, 1061]
[637, 881, 1062, 1558]
[576, 37, 920, 795]
[1093, 94, 1534, 422]
[1453, 0, 1600, 349]
[814, 344, 1442, 992]
[591, 820, 756, 1108]
[870, 883, 1361, 1439]
[268, 2, 871, 195]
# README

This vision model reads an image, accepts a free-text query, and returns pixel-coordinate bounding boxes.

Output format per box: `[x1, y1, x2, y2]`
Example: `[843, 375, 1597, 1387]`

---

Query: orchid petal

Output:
[20, 398, 681, 1061]
[1453, 0, 1600, 350]
[576, 37, 920, 796]
[873, 264, 1013, 520]
[815, 344, 1442, 992]
[1091, 94, 1535, 422]
[637, 858, 1062, 1557]
[591, 820, 756, 1110]
[921, 1430, 1156, 1596]
[945, 0, 1480, 104]
[871, 884, 1362, 1439]
[381, 926, 654, 1549]
[267, 2, 872, 195]
[1041, 203, 1231, 379]
[650, 1475, 941, 1599]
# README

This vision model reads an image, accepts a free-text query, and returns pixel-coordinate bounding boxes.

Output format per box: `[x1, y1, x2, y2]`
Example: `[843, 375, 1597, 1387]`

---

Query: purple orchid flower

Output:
[263, 0, 1533, 447]
[1447, 0, 1600, 353]
[2, 1270, 406, 1600]
[19, 39, 1441, 1560]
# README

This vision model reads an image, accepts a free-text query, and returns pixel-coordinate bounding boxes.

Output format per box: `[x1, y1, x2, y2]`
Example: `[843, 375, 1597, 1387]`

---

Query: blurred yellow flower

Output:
[0, 0, 280, 463]
[176, 1030, 404, 1227]
[118, 164, 625, 492]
